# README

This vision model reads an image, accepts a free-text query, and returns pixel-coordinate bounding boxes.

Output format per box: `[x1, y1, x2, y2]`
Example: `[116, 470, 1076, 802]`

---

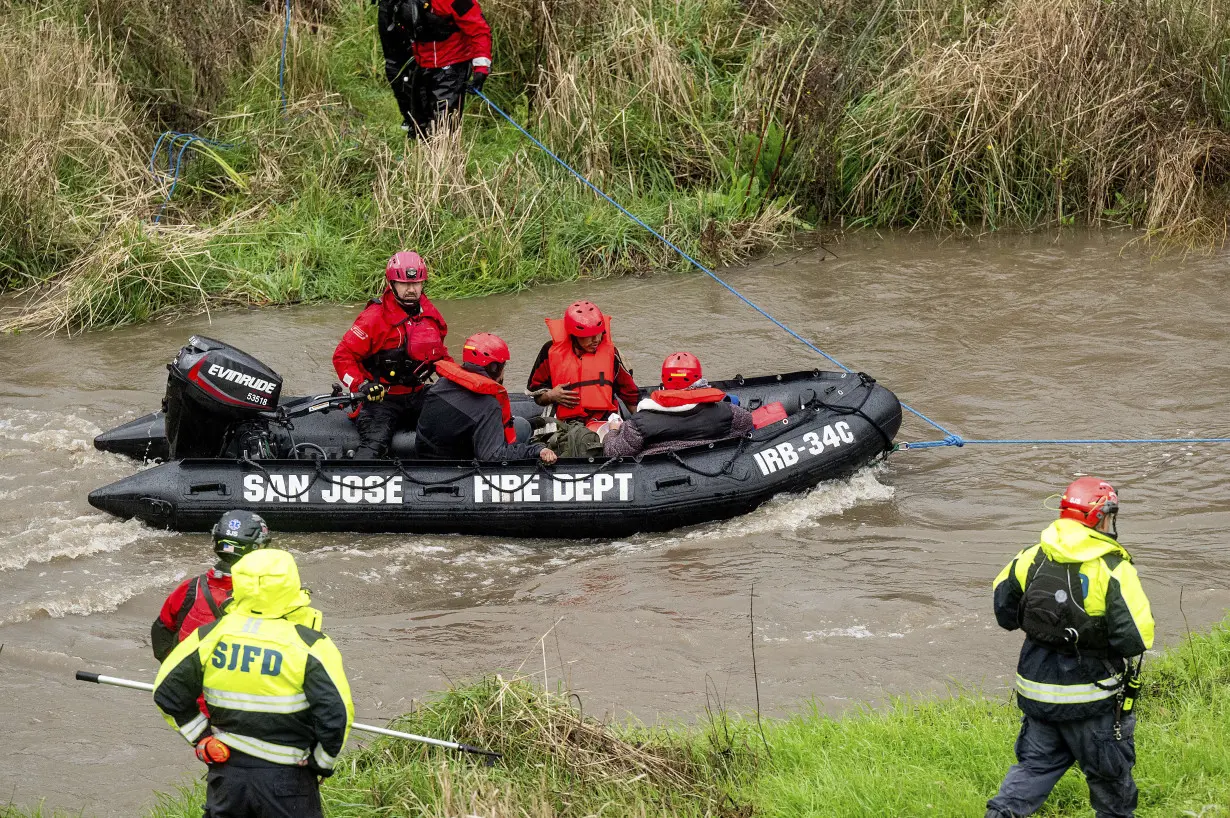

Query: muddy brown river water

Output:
[1, 232, 1227, 815]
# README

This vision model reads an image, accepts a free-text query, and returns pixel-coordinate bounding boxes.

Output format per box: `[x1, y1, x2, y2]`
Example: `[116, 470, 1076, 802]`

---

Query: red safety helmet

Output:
[661, 352, 703, 389]
[462, 332, 511, 367]
[1059, 477, 1119, 528]
[386, 251, 428, 283]
[564, 301, 606, 338]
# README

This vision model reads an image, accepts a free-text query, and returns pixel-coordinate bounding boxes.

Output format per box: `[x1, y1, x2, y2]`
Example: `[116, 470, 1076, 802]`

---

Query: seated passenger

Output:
[416, 332, 558, 464]
[526, 300, 639, 457]
[603, 352, 753, 457]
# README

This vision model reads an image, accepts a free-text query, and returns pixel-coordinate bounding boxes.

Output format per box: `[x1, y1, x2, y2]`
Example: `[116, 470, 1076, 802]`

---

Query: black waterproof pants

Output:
[986, 711, 1137, 818]
[354, 391, 425, 458]
[205, 757, 322, 818]
[377, 2, 469, 135]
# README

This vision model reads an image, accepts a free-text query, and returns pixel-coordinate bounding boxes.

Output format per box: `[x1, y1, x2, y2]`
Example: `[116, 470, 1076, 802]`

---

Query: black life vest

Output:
[396, 0, 460, 42]
[1019, 552, 1111, 657]
[631, 401, 734, 447]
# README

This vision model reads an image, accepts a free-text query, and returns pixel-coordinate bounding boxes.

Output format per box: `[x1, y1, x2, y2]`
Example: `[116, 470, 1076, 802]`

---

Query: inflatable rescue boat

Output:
[89, 336, 902, 536]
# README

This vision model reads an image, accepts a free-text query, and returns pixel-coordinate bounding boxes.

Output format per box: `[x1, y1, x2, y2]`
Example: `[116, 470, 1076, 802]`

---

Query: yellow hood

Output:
[1039, 518, 1130, 564]
[230, 548, 313, 619]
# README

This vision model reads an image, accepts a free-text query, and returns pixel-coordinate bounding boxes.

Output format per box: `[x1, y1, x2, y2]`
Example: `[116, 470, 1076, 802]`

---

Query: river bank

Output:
[4, 0, 1230, 333]
[7, 618, 1227, 817]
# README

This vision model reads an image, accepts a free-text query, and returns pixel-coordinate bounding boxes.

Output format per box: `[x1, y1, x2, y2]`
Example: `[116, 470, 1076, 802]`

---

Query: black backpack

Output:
[1019, 552, 1111, 657]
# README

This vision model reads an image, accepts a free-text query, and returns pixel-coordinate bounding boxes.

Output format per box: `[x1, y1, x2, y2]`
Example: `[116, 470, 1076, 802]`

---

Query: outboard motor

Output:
[163, 336, 283, 459]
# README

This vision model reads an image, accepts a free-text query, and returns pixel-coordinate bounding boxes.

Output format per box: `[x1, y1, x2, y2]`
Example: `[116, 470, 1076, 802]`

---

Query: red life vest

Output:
[545, 315, 618, 422]
[649, 388, 727, 408]
[434, 361, 517, 443]
[174, 572, 229, 642]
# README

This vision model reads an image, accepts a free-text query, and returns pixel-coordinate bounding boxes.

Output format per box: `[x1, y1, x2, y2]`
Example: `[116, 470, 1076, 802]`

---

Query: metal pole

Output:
[75, 670, 500, 758]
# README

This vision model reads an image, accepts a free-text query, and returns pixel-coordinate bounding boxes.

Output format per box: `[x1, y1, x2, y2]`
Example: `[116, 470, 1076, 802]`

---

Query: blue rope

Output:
[898, 436, 1230, 450]
[472, 90, 958, 438]
[279, 0, 292, 112]
[148, 132, 236, 224]
[147, 2, 288, 223]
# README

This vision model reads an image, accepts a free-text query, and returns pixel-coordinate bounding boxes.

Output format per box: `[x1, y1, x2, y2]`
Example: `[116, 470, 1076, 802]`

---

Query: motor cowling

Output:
[164, 336, 283, 459]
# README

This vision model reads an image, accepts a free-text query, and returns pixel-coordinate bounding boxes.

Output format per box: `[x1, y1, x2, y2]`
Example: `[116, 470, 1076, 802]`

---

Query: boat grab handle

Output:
[654, 476, 692, 491]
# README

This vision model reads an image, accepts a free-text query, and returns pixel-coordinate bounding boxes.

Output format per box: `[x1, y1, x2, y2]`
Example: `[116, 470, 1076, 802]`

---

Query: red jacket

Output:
[409, 0, 492, 72]
[333, 289, 452, 397]
[153, 568, 232, 665]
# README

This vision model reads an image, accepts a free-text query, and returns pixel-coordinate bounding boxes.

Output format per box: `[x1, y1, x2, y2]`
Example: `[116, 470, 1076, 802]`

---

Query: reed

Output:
[4, 0, 1230, 333]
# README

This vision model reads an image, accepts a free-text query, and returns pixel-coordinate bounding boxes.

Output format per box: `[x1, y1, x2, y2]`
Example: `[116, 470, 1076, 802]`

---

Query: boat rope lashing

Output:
[667, 437, 750, 479]
[804, 373, 895, 453]
[393, 460, 481, 487]
[539, 457, 622, 484]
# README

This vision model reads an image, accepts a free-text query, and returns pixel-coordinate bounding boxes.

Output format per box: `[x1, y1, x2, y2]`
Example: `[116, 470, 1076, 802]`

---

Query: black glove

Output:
[356, 380, 386, 402]
[307, 759, 335, 779]
[467, 70, 487, 95]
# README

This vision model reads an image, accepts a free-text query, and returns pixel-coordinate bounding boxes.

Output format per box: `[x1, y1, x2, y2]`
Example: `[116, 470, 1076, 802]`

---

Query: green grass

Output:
[8, 618, 1226, 818]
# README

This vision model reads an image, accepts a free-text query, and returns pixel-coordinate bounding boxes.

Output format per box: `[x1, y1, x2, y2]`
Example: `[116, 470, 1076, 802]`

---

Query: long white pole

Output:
[75, 670, 499, 757]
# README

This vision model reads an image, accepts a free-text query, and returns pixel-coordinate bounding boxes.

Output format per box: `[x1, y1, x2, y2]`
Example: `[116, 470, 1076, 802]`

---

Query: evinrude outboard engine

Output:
[163, 336, 283, 459]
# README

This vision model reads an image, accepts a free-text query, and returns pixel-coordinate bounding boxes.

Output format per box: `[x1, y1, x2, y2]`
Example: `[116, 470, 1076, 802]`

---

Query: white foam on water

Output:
[685, 465, 894, 539]
[801, 625, 909, 640]
[0, 515, 165, 571]
[0, 567, 184, 624]
[0, 410, 125, 469]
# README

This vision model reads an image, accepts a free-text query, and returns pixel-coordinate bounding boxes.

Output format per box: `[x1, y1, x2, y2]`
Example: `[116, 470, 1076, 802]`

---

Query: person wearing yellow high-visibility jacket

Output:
[985, 477, 1154, 818]
[154, 548, 354, 818]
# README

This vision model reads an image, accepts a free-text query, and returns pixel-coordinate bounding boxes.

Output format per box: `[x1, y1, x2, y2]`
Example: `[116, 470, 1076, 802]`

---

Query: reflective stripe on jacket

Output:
[154, 552, 354, 769]
[545, 315, 618, 422]
[993, 518, 1154, 721]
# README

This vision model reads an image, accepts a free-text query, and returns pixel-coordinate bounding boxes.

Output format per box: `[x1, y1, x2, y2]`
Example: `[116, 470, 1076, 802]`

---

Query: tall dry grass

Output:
[0, 8, 150, 288]
[836, 0, 1230, 241]
[5, 0, 1230, 333]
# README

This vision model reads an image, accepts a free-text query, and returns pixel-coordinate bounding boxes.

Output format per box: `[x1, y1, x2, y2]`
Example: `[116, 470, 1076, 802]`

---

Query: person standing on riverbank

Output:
[333, 251, 451, 459]
[377, 0, 492, 135]
[150, 510, 270, 662]
[985, 477, 1154, 818]
[527, 300, 640, 457]
[154, 548, 353, 818]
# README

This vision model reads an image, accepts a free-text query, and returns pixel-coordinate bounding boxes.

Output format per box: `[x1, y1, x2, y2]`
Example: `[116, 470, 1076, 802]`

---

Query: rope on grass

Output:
[147, 0, 292, 223]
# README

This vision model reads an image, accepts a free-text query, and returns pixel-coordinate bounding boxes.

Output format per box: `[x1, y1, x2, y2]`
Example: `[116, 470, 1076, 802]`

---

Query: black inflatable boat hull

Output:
[88, 371, 901, 537]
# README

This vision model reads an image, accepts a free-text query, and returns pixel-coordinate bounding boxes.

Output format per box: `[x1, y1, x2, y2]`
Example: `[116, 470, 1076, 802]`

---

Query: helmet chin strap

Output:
[397, 296, 422, 316]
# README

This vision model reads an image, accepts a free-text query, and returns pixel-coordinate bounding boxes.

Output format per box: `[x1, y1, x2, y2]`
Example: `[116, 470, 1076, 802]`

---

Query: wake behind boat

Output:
[88, 337, 902, 536]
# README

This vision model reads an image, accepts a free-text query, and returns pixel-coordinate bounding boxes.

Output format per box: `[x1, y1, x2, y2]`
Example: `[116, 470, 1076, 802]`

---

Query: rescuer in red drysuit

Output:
[333, 251, 451, 459]
[152, 510, 271, 667]
[378, 0, 492, 135]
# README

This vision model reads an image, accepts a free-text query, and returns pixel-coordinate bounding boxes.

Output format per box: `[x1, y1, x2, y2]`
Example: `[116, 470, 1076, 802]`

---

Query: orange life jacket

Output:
[649, 388, 727, 408]
[545, 315, 618, 422]
[434, 361, 517, 444]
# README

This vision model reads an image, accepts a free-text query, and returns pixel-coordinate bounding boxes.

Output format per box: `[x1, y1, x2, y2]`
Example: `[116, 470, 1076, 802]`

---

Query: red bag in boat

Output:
[751, 401, 787, 429]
